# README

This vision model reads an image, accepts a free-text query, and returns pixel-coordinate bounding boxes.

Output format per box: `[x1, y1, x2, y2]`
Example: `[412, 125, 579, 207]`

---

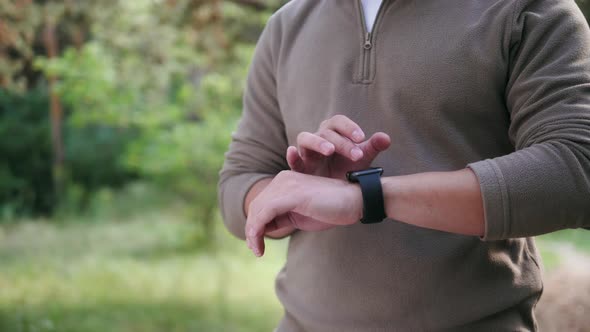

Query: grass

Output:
[536, 229, 590, 270]
[0, 211, 287, 332]
[0, 207, 588, 332]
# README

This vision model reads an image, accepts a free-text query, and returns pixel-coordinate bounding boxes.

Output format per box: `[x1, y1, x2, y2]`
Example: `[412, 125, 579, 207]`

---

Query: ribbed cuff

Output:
[467, 159, 511, 241]
[218, 172, 275, 240]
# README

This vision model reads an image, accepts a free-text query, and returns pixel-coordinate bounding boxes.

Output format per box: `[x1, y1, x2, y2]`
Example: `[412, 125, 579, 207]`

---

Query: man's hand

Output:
[257, 115, 391, 239]
[246, 170, 362, 257]
[287, 115, 391, 179]
[259, 115, 391, 238]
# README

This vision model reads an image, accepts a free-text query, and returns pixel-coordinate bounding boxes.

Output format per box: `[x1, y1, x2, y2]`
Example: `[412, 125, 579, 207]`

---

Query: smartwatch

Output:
[346, 167, 387, 224]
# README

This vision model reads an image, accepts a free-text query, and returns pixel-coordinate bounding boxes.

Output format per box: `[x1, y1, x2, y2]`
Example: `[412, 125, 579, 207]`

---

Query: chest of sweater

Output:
[275, 0, 515, 172]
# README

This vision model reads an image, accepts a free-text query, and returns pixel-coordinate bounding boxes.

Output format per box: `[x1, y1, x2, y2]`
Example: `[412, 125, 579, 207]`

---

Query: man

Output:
[218, 0, 590, 330]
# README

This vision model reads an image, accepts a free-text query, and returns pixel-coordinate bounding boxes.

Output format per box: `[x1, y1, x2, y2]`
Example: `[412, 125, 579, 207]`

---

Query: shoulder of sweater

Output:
[272, 0, 324, 18]
[509, 0, 588, 43]
[267, 0, 325, 30]
[261, 0, 326, 56]
[512, 0, 584, 19]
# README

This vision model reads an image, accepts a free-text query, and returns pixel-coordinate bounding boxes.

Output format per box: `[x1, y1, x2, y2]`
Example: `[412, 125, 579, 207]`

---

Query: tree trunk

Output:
[42, 15, 65, 201]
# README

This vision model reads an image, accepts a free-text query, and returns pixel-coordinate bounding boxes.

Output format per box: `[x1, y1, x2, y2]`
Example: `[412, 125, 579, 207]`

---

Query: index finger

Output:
[319, 114, 365, 143]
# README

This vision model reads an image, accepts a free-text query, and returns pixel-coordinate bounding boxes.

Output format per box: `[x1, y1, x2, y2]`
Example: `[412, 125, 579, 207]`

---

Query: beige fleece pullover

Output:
[219, 0, 590, 330]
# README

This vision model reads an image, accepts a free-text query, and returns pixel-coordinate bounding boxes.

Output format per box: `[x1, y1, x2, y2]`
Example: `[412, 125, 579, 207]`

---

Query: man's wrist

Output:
[345, 181, 364, 223]
[244, 177, 273, 217]
[346, 167, 387, 224]
[381, 176, 398, 221]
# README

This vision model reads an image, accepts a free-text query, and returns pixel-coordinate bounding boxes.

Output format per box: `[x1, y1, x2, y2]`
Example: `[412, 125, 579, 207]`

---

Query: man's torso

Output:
[269, 0, 543, 330]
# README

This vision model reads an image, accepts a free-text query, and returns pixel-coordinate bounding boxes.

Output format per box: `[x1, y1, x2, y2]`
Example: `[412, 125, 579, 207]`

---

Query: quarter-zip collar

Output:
[355, 0, 389, 84]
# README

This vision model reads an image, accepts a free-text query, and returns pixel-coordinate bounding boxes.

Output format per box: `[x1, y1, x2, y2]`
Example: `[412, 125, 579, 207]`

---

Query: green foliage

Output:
[0, 88, 54, 218]
[3, 0, 590, 227]
[36, 44, 137, 127]
[0, 87, 140, 219]
[32, 0, 260, 239]
[0, 0, 42, 91]
[65, 125, 138, 191]
[124, 44, 253, 230]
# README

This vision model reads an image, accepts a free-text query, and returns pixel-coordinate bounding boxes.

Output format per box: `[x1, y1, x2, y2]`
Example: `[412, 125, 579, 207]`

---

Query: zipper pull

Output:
[364, 32, 372, 50]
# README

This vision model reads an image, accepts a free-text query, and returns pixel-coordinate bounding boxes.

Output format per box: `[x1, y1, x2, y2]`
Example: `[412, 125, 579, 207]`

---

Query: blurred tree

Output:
[29, 0, 283, 242]
[6, 0, 587, 244]
[42, 5, 65, 199]
[0, 0, 101, 210]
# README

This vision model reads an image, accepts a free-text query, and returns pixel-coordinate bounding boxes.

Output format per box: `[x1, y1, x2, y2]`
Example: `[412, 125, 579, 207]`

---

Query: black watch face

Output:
[347, 167, 383, 181]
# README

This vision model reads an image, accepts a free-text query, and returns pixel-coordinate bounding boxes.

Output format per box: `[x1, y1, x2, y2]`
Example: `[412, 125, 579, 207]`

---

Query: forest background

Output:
[0, 1, 589, 331]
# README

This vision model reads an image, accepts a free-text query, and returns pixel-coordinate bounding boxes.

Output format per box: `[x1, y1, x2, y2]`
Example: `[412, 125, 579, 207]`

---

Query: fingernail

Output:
[352, 130, 365, 141]
[320, 142, 334, 154]
[351, 147, 363, 160]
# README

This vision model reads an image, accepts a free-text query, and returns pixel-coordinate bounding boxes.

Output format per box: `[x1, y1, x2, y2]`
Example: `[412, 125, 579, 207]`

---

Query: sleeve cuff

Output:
[467, 159, 511, 241]
[218, 172, 275, 240]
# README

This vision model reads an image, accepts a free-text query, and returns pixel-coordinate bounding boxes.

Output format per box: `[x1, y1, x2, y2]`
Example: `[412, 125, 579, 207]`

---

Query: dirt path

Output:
[536, 244, 590, 332]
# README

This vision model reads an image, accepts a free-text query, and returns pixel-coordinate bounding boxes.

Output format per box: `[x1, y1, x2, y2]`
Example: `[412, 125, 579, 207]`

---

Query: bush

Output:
[65, 124, 139, 209]
[0, 87, 139, 219]
[0, 88, 54, 217]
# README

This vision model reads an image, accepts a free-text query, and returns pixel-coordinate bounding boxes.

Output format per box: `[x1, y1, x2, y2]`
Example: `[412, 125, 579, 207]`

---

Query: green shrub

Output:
[0, 88, 54, 217]
[0, 87, 139, 219]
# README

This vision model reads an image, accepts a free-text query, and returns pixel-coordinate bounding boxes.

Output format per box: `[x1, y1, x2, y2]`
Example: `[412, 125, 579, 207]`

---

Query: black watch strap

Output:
[346, 167, 387, 224]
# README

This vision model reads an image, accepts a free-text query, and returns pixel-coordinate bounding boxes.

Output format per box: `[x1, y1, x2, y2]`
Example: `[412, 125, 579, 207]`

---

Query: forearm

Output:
[382, 168, 484, 236]
[245, 177, 297, 239]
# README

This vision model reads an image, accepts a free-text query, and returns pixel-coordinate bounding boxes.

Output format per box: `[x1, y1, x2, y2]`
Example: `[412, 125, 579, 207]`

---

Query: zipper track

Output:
[357, 0, 388, 83]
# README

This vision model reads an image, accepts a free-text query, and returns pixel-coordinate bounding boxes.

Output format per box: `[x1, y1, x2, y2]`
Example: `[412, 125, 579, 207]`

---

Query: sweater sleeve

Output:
[217, 16, 288, 240]
[467, 0, 590, 240]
